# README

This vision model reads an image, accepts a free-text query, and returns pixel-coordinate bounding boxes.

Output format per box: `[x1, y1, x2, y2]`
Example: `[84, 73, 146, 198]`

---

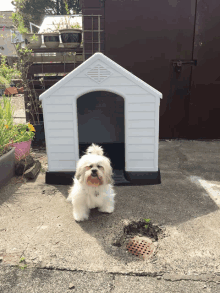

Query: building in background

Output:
[0, 11, 24, 64]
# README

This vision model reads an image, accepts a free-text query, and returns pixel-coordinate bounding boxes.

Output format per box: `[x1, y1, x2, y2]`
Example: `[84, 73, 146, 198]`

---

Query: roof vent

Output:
[86, 63, 112, 84]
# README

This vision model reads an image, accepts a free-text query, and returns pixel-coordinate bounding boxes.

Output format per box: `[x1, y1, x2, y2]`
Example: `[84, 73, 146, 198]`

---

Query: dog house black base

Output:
[45, 169, 161, 186]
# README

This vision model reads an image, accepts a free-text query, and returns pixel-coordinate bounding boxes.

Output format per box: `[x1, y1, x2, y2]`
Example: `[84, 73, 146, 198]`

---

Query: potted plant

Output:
[11, 11, 42, 49]
[0, 95, 36, 162]
[59, 23, 82, 48]
[55, 2, 82, 48]
[24, 32, 42, 49]
[0, 94, 37, 187]
[8, 122, 36, 161]
[0, 95, 16, 188]
[43, 28, 60, 49]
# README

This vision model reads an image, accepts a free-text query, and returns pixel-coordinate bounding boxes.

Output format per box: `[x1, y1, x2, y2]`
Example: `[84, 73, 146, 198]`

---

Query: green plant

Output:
[19, 256, 25, 262]
[52, 1, 82, 30]
[0, 95, 16, 156]
[0, 55, 21, 85]
[71, 22, 81, 29]
[11, 7, 28, 35]
[52, 17, 81, 30]
[11, 1, 40, 43]
[15, 44, 41, 124]
[64, 0, 70, 15]
[19, 256, 27, 270]
[9, 122, 36, 143]
[10, 1, 42, 125]
[0, 76, 10, 88]
[144, 218, 151, 229]
[0, 95, 35, 157]
[11, 8, 39, 44]
[0, 122, 36, 156]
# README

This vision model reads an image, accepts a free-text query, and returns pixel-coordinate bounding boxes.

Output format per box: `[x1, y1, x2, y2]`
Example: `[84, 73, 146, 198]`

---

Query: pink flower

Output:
[2, 26, 5, 31]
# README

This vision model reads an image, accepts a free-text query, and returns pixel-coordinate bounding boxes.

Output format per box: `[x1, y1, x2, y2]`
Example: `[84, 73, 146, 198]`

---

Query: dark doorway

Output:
[77, 91, 125, 170]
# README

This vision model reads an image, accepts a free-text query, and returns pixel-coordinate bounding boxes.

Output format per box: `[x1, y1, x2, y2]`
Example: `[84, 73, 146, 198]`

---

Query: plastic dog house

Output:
[39, 52, 162, 185]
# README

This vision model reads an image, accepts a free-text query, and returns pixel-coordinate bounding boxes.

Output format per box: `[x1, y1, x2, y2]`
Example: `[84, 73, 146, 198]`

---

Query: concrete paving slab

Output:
[0, 266, 113, 293]
[113, 274, 220, 293]
[0, 140, 220, 291]
[0, 266, 220, 293]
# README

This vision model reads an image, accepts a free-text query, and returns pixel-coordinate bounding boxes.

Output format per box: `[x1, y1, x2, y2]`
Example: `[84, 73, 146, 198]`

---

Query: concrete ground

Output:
[0, 139, 220, 292]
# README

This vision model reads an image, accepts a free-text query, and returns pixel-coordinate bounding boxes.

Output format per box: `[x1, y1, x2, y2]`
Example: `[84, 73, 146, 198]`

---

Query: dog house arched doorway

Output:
[77, 90, 125, 171]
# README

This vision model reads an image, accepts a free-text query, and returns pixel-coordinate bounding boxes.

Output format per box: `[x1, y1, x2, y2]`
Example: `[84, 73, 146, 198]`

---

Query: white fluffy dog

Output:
[67, 144, 116, 222]
[85, 143, 104, 156]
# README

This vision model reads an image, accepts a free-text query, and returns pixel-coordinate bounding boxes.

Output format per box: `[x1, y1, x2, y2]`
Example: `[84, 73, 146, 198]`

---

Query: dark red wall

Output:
[81, 0, 220, 139]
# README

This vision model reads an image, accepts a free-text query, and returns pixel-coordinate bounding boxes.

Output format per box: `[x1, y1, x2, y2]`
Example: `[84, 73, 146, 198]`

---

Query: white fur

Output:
[85, 143, 104, 156]
[67, 144, 116, 222]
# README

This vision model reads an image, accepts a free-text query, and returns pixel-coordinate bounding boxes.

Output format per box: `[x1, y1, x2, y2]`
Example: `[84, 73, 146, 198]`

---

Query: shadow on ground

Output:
[54, 140, 219, 264]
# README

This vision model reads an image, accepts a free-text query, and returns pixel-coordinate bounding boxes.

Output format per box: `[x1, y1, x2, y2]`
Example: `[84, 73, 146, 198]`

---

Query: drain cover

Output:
[126, 236, 156, 260]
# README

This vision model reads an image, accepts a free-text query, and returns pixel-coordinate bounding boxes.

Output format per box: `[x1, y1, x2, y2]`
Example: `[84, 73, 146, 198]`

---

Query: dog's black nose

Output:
[91, 169, 97, 176]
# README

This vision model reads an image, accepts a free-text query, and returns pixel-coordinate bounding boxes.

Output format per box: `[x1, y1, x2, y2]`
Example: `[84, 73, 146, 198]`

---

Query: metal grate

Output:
[126, 236, 155, 260]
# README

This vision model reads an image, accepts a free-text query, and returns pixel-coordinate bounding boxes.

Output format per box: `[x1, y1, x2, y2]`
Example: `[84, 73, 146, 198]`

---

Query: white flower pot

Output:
[59, 29, 82, 48]
[43, 32, 60, 48]
[24, 33, 42, 49]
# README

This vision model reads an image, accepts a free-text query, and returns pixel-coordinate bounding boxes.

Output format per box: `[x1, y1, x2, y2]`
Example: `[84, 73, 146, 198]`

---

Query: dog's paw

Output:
[98, 205, 114, 214]
[73, 212, 89, 222]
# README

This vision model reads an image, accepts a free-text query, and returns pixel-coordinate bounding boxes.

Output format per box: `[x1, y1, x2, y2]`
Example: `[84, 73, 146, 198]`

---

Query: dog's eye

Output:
[89, 165, 93, 168]
[97, 165, 102, 169]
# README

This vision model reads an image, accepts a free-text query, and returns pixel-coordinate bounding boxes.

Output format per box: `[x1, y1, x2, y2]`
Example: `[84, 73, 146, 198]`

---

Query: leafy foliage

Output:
[11, 0, 82, 29]
[10, 2, 43, 125]
[0, 95, 36, 156]
[0, 55, 21, 85]
[11, 7, 29, 34]
[0, 76, 10, 88]
[53, 0, 82, 15]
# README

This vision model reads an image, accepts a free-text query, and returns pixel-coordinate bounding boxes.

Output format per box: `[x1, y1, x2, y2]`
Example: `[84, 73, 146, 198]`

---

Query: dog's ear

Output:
[104, 158, 114, 185]
[75, 166, 83, 180]
[75, 171, 81, 180]
[106, 169, 114, 185]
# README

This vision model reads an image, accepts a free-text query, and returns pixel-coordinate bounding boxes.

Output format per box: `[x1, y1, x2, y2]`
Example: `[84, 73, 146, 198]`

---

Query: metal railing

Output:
[29, 22, 41, 33]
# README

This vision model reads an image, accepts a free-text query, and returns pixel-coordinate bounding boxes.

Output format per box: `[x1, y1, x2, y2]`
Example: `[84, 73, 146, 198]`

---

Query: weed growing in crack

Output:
[19, 256, 27, 270]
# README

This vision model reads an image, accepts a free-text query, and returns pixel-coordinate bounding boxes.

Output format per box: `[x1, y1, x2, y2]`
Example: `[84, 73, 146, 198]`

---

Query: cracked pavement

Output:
[0, 140, 220, 292]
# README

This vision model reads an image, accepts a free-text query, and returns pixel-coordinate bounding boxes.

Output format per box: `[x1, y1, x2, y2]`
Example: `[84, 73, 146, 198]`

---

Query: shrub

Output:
[0, 55, 21, 85]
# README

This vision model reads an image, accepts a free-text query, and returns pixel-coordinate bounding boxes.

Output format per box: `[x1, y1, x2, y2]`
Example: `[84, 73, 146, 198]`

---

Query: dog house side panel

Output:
[154, 99, 160, 170]
[125, 94, 158, 172]
[43, 96, 78, 172]
[41, 99, 52, 172]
